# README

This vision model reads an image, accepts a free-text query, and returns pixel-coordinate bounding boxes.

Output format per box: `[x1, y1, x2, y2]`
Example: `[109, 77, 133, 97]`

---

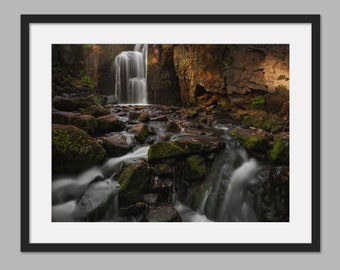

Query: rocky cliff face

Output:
[172, 44, 289, 118]
[147, 45, 181, 105]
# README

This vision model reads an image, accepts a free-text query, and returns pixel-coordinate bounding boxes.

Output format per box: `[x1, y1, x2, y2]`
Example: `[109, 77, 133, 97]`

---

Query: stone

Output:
[52, 124, 106, 174]
[230, 128, 273, 153]
[166, 121, 181, 132]
[138, 111, 150, 122]
[148, 141, 187, 161]
[153, 164, 173, 176]
[101, 133, 134, 157]
[53, 96, 78, 111]
[143, 204, 182, 222]
[129, 123, 149, 144]
[96, 114, 125, 133]
[117, 160, 154, 206]
[184, 155, 207, 181]
[150, 176, 173, 193]
[81, 105, 110, 117]
[119, 202, 147, 217]
[173, 135, 226, 154]
[52, 111, 97, 134]
[142, 194, 160, 205]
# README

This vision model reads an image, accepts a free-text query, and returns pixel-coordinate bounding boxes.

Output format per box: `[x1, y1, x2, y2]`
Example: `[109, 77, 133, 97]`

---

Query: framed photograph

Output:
[21, 15, 320, 252]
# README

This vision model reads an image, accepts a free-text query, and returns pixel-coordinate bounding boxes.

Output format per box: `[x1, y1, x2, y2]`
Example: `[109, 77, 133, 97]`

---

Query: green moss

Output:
[230, 128, 270, 152]
[268, 136, 289, 165]
[135, 126, 149, 144]
[117, 161, 153, 205]
[184, 155, 207, 181]
[217, 97, 230, 109]
[241, 112, 286, 133]
[251, 95, 266, 109]
[52, 124, 106, 173]
[148, 141, 186, 161]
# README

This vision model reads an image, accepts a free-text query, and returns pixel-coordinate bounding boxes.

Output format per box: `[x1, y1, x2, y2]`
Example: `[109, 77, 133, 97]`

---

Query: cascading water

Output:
[114, 44, 148, 104]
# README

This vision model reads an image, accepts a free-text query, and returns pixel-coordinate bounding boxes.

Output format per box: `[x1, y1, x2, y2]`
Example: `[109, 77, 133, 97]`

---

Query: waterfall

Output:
[114, 44, 148, 104]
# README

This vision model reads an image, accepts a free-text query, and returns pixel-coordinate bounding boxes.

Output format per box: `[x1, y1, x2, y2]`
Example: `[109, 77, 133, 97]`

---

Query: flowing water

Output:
[114, 44, 148, 104]
[52, 121, 284, 222]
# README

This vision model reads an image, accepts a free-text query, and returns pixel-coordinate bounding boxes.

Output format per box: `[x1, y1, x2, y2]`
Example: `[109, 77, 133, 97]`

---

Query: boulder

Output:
[143, 194, 160, 205]
[143, 204, 182, 222]
[166, 121, 181, 132]
[81, 105, 110, 117]
[52, 124, 106, 174]
[150, 176, 173, 194]
[148, 141, 187, 161]
[53, 96, 78, 111]
[237, 110, 286, 133]
[153, 164, 173, 176]
[117, 160, 154, 206]
[230, 128, 273, 152]
[101, 133, 134, 157]
[184, 155, 207, 181]
[138, 111, 150, 122]
[129, 123, 149, 144]
[96, 114, 125, 133]
[52, 111, 97, 134]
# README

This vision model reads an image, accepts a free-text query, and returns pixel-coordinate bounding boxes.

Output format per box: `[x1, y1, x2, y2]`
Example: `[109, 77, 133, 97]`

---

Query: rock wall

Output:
[172, 44, 289, 113]
[147, 45, 182, 105]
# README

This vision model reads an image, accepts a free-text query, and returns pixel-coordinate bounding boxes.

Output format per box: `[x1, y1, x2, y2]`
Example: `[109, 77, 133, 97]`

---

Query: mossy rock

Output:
[230, 128, 273, 152]
[138, 111, 150, 122]
[52, 124, 106, 174]
[239, 110, 286, 133]
[217, 96, 231, 109]
[96, 114, 125, 133]
[154, 164, 173, 176]
[53, 96, 78, 111]
[117, 160, 154, 206]
[52, 111, 97, 134]
[134, 124, 149, 144]
[268, 134, 289, 165]
[81, 105, 110, 117]
[184, 155, 207, 181]
[148, 141, 187, 162]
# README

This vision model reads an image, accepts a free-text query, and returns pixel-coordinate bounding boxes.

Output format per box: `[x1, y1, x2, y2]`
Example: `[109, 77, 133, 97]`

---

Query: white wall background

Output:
[0, 1, 334, 269]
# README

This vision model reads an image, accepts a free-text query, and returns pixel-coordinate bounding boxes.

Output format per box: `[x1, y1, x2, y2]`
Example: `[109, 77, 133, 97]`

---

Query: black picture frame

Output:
[21, 14, 320, 252]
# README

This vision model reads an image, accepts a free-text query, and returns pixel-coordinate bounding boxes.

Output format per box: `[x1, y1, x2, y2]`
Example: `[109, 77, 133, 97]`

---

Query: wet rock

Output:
[53, 96, 78, 111]
[230, 128, 273, 153]
[52, 111, 97, 134]
[150, 176, 173, 193]
[120, 202, 147, 217]
[267, 133, 289, 165]
[138, 111, 150, 122]
[166, 121, 181, 132]
[96, 114, 125, 133]
[184, 155, 207, 181]
[129, 111, 140, 121]
[129, 123, 149, 144]
[253, 166, 289, 222]
[237, 110, 286, 133]
[52, 124, 106, 174]
[81, 105, 110, 117]
[148, 141, 187, 161]
[143, 204, 182, 222]
[173, 135, 226, 154]
[117, 160, 154, 206]
[150, 115, 168, 122]
[101, 133, 134, 157]
[154, 164, 173, 176]
[143, 194, 160, 205]
[106, 95, 118, 104]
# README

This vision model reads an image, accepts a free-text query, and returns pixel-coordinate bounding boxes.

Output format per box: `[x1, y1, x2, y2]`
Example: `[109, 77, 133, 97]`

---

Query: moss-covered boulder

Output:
[230, 128, 273, 152]
[52, 124, 106, 174]
[101, 133, 134, 157]
[237, 110, 286, 133]
[81, 105, 110, 117]
[117, 160, 154, 206]
[138, 111, 150, 122]
[143, 204, 182, 222]
[96, 114, 125, 133]
[184, 155, 207, 181]
[268, 133, 289, 165]
[52, 111, 97, 134]
[148, 141, 187, 161]
[153, 164, 173, 176]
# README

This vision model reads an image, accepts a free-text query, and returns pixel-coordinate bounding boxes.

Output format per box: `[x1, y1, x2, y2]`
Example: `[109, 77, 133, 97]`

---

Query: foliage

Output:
[251, 95, 266, 109]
